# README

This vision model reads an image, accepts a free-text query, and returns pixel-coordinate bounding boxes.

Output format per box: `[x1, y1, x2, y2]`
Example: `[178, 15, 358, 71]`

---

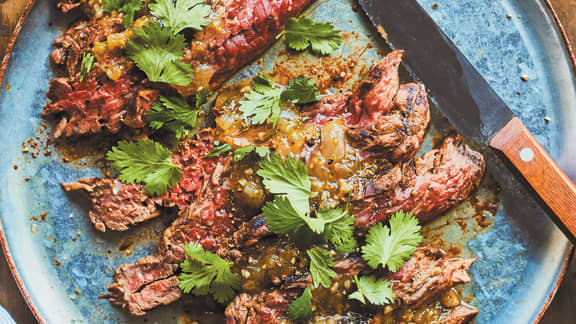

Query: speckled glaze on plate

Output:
[0, 0, 575, 323]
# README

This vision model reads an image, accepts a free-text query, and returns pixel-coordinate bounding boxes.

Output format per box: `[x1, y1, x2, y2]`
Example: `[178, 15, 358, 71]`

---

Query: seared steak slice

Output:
[43, 75, 158, 138]
[157, 130, 221, 209]
[225, 290, 297, 324]
[160, 170, 236, 263]
[305, 51, 430, 162]
[347, 82, 430, 161]
[441, 304, 480, 324]
[217, 215, 273, 259]
[390, 247, 476, 308]
[61, 178, 160, 232]
[355, 134, 485, 228]
[99, 256, 181, 317]
[182, 0, 313, 92]
[50, 17, 123, 78]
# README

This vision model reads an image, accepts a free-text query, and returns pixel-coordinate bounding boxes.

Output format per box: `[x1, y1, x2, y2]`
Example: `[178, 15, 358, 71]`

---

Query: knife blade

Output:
[359, 0, 576, 240]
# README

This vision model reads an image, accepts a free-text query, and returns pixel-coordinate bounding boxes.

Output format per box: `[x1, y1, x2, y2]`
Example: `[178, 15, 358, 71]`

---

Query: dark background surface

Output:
[1, 0, 575, 323]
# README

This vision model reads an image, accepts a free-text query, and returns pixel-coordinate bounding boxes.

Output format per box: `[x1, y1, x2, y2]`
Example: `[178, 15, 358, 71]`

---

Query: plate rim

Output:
[0, 1, 573, 323]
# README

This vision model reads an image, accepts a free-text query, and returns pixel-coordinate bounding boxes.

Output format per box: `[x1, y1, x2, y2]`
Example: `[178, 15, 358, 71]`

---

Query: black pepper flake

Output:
[327, 159, 334, 165]
[13, 164, 18, 170]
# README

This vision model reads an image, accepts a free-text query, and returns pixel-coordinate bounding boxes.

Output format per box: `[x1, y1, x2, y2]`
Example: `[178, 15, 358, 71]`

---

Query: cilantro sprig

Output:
[147, 96, 199, 138]
[178, 242, 241, 303]
[127, 22, 193, 86]
[79, 53, 94, 82]
[103, 0, 142, 27]
[288, 287, 313, 322]
[239, 75, 320, 127]
[318, 208, 357, 253]
[107, 140, 182, 196]
[348, 275, 395, 305]
[233, 146, 270, 162]
[307, 247, 336, 288]
[205, 142, 233, 158]
[361, 211, 422, 272]
[149, 0, 211, 34]
[279, 16, 343, 55]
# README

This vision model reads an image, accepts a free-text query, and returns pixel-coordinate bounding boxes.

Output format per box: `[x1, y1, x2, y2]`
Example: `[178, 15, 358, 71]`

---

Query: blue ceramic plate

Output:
[0, 0, 574, 323]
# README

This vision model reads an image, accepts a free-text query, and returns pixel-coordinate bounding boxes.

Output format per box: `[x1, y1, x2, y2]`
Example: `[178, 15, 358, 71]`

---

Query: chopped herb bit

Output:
[79, 53, 94, 82]
[281, 76, 321, 104]
[233, 146, 270, 162]
[280, 16, 342, 55]
[361, 211, 422, 272]
[126, 22, 193, 86]
[348, 275, 395, 305]
[205, 142, 233, 158]
[149, 0, 211, 34]
[178, 242, 241, 303]
[107, 140, 182, 196]
[288, 287, 313, 322]
[307, 246, 337, 288]
[147, 96, 199, 138]
[103, 0, 142, 27]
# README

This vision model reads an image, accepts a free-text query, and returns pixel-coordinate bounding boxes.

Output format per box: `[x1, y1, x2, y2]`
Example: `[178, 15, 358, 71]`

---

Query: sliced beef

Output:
[304, 51, 430, 162]
[183, 0, 313, 92]
[441, 304, 480, 324]
[225, 290, 297, 324]
[347, 82, 430, 161]
[354, 134, 485, 228]
[50, 17, 123, 78]
[156, 130, 221, 209]
[61, 178, 160, 232]
[99, 256, 182, 316]
[390, 247, 476, 308]
[217, 215, 273, 260]
[159, 168, 236, 263]
[43, 75, 158, 138]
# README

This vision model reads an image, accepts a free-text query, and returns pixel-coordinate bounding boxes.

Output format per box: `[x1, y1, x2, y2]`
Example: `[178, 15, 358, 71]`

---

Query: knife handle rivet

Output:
[520, 147, 534, 162]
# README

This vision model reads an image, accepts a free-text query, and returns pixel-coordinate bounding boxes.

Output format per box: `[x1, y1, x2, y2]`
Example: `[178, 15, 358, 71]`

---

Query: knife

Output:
[358, 0, 576, 240]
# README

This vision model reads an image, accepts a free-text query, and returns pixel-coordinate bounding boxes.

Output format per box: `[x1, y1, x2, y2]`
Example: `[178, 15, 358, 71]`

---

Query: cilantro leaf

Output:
[257, 153, 311, 215]
[262, 196, 325, 236]
[307, 247, 336, 288]
[348, 275, 395, 305]
[147, 96, 198, 138]
[149, 0, 211, 34]
[126, 22, 193, 86]
[280, 16, 342, 55]
[103, 0, 142, 27]
[318, 208, 357, 253]
[239, 76, 283, 126]
[205, 142, 233, 158]
[79, 53, 94, 82]
[288, 287, 313, 322]
[233, 146, 270, 162]
[107, 140, 182, 196]
[361, 211, 422, 272]
[281, 76, 320, 104]
[195, 88, 212, 108]
[178, 242, 241, 303]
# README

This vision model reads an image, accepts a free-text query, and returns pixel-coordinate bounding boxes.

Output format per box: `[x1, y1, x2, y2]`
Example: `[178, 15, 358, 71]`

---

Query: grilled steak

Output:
[441, 304, 480, 324]
[61, 178, 161, 232]
[304, 51, 430, 162]
[225, 290, 297, 324]
[354, 134, 485, 228]
[182, 0, 314, 92]
[99, 256, 182, 316]
[390, 247, 476, 308]
[43, 75, 157, 138]
[50, 17, 124, 79]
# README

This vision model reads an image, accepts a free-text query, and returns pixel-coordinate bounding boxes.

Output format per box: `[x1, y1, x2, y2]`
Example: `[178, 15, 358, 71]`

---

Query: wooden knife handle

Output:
[490, 117, 576, 240]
